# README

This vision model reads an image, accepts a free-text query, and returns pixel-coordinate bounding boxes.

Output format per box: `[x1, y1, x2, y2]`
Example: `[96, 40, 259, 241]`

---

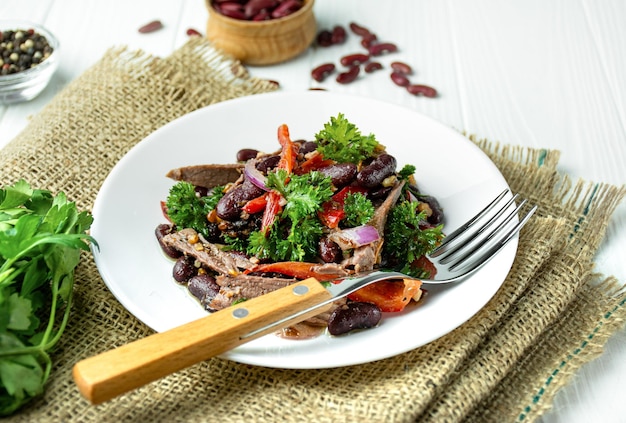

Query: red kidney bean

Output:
[316, 30, 333, 47]
[331, 25, 347, 44]
[356, 154, 397, 188]
[318, 237, 342, 263]
[299, 141, 318, 155]
[368, 186, 392, 200]
[218, 2, 245, 12]
[252, 10, 271, 21]
[186, 28, 202, 37]
[195, 185, 209, 197]
[173, 256, 196, 283]
[407, 84, 438, 97]
[138, 20, 163, 34]
[327, 302, 382, 336]
[255, 155, 280, 173]
[420, 195, 444, 225]
[364, 62, 383, 73]
[318, 162, 357, 188]
[311, 63, 336, 82]
[349, 22, 371, 37]
[340, 53, 369, 67]
[390, 61, 412, 75]
[236, 148, 259, 162]
[245, 0, 277, 18]
[360, 33, 378, 48]
[271, 0, 301, 18]
[187, 274, 220, 306]
[336, 66, 360, 84]
[217, 3, 247, 19]
[155, 224, 182, 259]
[369, 42, 398, 56]
[216, 180, 265, 221]
[390, 71, 410, 87]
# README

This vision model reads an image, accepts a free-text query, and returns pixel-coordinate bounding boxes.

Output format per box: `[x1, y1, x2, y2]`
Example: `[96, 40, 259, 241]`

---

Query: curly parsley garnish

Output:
[165, 182, 223, 236]
[383, 200, 444, 277]
[398, 164, 416, 180]
[342, 192, 375, 227]
[315, 113, 380, 164]
[247, 170, 333, 262]
[267, 169, 333, 219]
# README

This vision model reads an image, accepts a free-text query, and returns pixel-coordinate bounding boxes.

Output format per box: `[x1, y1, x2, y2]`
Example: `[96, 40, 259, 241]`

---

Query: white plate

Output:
[91, 91, 516, 369]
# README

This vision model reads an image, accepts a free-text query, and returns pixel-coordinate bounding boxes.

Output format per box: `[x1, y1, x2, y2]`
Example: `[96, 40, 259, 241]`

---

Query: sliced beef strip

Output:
[166, 163, 243, 188]
[215, 273, 298, 301]
[161, 228, 255, 276]
[209, 274, 347, 336]
[341, 180, 406, 272]
[369, 179, 406, 234]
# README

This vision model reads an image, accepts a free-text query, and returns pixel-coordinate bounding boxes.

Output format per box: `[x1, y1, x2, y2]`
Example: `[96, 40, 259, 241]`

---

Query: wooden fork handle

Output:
[73, 278, 332, 405]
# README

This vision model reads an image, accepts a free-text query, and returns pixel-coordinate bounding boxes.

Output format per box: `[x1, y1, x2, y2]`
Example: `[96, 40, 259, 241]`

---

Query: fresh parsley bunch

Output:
[0, 180, 95, 415]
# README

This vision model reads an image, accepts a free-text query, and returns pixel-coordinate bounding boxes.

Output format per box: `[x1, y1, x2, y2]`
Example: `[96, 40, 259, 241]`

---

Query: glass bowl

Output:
[0, 20, 60, 104]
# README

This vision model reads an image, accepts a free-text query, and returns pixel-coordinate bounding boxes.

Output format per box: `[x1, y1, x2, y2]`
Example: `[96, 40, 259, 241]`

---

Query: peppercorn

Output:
[0, 28, 53, 76]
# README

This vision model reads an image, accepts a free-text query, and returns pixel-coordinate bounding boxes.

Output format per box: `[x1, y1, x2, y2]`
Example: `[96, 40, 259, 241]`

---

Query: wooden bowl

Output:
[205, 0, 316, 65]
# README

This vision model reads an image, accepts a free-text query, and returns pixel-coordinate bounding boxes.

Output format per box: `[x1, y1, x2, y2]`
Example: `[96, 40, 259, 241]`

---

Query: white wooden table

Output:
[2, 1, 625, 421]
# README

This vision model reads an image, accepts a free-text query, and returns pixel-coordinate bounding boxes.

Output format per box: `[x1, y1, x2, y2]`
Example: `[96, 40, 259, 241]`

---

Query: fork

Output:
[73, 189, 536, 405]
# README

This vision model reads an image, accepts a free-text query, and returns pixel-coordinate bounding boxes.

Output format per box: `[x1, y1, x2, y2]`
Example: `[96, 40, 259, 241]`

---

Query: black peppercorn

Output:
[0, 28, 53, 75]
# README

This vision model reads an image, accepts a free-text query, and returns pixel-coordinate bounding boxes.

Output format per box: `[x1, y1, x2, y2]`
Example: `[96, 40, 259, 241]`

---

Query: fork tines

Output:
[429, 189, 537, 274]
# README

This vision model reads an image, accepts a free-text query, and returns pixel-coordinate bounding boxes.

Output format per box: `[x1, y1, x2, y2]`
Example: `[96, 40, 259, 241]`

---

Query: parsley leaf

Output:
[383, 200, 443, 277]
[342, 192, 375, 227]
[248, 170, 333, 262]
[0, 180, 95, 415]
[165, 182, 223, 237]
[398, 164, 416, 180]
[315, 113, 380, 164]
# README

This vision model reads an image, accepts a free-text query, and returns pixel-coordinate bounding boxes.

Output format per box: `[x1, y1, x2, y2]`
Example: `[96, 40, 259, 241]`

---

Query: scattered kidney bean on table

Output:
[312, 21, 438, 98]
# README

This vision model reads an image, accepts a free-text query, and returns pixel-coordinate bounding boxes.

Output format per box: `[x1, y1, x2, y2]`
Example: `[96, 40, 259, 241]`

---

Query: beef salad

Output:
[155, 114, 444, 338]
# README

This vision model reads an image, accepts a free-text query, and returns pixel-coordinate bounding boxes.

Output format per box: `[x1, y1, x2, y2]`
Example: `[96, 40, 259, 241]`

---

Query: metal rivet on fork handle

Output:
[292, 285, 309, 296]
[232, 308, 249, 319]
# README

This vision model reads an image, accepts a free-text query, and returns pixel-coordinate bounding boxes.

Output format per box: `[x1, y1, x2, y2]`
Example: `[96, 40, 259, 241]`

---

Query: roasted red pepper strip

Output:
[261, 190, 282, 232]
[294, 152, 334, 175]
[242, 193, 268, 214]
[277, 124, 297, 174]
[347, 279, 422, 312]
[318, 202, 345, 228]
[246, 261, 346, 281]
[318, 186, 369, 229]
[332, 185, 368, 203]
[259, 124, 295, 234]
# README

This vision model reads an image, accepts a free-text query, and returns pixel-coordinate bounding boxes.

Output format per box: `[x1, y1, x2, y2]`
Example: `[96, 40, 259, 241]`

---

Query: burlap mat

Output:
[1, 37, 624, 422]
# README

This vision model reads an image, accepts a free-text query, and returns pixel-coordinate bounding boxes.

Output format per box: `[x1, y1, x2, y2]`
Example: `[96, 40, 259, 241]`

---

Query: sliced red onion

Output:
[244, 159, 269, 191]
[328, 225, 380, 250]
